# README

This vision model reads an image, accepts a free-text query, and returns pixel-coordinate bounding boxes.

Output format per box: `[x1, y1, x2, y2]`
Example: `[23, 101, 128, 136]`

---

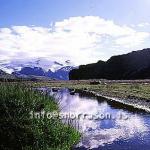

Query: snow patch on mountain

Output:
[0, 58, 75, 73]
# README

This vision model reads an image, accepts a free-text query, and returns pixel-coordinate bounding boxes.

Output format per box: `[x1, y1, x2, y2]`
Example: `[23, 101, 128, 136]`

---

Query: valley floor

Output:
[31, 79, 150, 112]
[1, 80, 150, 149]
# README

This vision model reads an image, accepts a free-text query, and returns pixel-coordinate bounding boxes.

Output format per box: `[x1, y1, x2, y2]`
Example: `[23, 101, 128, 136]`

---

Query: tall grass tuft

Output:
[0, 83, 80, 150]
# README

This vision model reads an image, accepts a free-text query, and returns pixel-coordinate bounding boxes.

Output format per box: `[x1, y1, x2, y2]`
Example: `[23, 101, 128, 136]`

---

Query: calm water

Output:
[40, 88, 150, 150]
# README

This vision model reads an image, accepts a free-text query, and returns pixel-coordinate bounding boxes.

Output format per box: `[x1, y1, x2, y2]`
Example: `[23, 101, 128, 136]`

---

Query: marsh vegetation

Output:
[0, 83, 80, 150]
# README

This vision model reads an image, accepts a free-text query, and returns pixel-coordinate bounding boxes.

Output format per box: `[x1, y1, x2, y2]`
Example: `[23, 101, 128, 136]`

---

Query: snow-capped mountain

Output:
[0, 58, 74, 73]
[50, 66, 76, 80]
[12, 66, 76, 80]
[0, 58, 76, 80]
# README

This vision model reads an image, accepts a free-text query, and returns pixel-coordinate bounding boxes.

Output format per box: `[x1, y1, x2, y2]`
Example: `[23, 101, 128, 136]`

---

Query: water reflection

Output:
[39, 88, 150, 150]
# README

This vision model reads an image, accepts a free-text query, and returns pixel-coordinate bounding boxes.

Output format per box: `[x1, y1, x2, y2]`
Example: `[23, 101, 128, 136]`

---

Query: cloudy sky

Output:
[0, 0, 150, 67]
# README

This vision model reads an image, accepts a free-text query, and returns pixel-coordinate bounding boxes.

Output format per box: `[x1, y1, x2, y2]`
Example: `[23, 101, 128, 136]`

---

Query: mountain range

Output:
[12, 66, 75, 80]
[0, 59, 76, 80]
[69, 48, 150, 80]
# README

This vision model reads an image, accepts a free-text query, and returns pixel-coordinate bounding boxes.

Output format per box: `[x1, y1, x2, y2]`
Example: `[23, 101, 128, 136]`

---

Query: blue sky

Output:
[0, 0, 150, 72]
[1, 0, 150, 27]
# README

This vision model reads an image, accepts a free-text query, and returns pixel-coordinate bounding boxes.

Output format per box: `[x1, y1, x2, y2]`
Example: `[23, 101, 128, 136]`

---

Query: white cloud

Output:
[137, 22, 150, 27]
[115, 32, 149, 48]
[0, 16, 149, 69]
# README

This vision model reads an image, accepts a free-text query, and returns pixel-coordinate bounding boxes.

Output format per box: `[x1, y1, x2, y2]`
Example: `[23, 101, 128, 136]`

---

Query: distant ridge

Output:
[69, 48, 150, 80]
[0, 69, 15, 80]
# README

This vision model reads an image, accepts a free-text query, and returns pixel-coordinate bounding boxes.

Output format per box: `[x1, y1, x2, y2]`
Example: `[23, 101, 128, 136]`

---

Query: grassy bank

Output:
[0, 83, 80, 150]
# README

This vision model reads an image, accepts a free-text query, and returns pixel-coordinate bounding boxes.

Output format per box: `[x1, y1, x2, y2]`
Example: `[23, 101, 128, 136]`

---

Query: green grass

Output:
[31, 80, 150, 100]
[0, 83, 80, 150]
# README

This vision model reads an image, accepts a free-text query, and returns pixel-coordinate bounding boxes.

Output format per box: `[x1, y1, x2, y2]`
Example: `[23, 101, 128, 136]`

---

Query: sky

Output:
[0, 0, 150, 68]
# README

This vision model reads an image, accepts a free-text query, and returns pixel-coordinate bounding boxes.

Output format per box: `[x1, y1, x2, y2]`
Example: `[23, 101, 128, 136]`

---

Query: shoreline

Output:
[49, 86, 150, 113]
[76, 89, 150, 113]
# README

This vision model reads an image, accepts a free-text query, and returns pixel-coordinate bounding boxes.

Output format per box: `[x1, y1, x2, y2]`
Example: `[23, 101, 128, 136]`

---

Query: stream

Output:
[39, 88, 150, 150]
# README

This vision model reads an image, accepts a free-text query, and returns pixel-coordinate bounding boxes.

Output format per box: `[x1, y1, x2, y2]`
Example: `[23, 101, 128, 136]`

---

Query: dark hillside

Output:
[69, 48, 150, 80]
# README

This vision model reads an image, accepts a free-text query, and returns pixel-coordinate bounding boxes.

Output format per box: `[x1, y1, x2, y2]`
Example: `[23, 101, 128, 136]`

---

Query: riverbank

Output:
[76, 89, 150, 112]
[31, 80, 150, 112]
[0, 83, 80, 150]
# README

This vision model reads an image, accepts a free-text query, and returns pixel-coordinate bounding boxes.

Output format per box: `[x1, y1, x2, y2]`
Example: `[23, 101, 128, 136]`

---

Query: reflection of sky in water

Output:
[42, 88, 150, 150]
